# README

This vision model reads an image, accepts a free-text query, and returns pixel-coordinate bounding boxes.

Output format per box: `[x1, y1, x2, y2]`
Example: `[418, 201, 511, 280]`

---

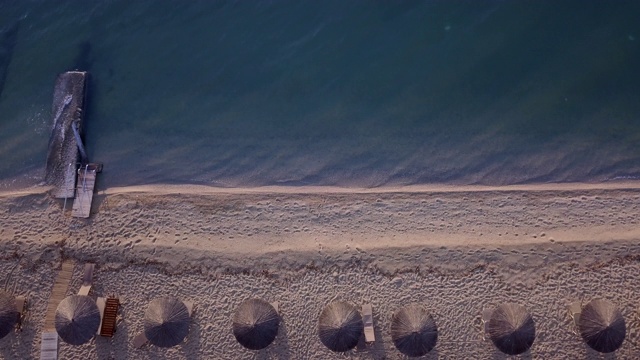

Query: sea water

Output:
[0, 0, 639, 189]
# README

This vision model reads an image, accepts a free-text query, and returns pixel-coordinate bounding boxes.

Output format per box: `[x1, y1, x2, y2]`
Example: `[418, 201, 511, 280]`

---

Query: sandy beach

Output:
[1, 182, 640, 358]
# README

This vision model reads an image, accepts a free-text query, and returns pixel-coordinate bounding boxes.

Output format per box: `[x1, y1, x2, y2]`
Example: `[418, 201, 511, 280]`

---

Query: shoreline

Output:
[3, 179, 640, 198]
[1, 181, 638, 275]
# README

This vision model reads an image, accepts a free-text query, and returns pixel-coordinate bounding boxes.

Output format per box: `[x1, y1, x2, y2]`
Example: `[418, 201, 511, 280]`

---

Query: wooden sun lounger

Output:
[184, 300, 194, 317]
[15, 295, 26, 331]
[77, 263, 95, 296]
[97, 297, 120, 337]
[132, 333, 148, 349]
[568, 301, 582, 334]
[362, 304, 375, 343]
[481, 308, 493, 340]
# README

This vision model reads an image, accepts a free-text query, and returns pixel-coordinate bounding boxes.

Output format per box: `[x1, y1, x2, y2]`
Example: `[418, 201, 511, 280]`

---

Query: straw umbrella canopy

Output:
[390, 303, 438, 357]
[578, 299, 626, 353]
[144, 297, 190, 348]
[55, 295, 101, 345]
[232, 298, 280, 350]
[0, 290, 18, 339]
[485, 303, 535, 355]
[318, 301, 363, 352]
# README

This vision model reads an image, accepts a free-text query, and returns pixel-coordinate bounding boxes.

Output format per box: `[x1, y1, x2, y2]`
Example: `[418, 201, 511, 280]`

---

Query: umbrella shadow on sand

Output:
[318, 301, 363, 353]
[355, 325, 391, 359]
[233, 299, 280, 351]
[55, 295, 101, 346]
[0, 290, 19, 341]
[249, 318, 292, 360]
[0, 264, 40, 359]
[388, 303, 438, 359]
[144, 297, 191, 359]
[576, 299, 626, 359]
[180, 311, 201, 360]
[484, 303, 535, 360]
[233, 298, 290, 360]
[487, 349, 533, 360]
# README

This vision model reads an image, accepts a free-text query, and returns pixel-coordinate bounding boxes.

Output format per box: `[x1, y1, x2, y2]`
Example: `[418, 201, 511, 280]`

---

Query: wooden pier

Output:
[71, 164, 99, 218]
[44, 71, 88, 199]
[44, 71, 102, 218]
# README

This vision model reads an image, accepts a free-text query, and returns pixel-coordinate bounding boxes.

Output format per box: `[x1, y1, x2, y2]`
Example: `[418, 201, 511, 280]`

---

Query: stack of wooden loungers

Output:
[99, 298, 120, 337]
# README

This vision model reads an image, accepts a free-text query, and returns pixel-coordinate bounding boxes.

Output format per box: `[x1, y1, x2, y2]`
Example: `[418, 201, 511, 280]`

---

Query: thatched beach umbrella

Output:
[485, 303, 535, 355]
[144, 297, 190, 348]
[55, 295, 100, 345]
[578, 299, 626, 353]
[318, 301, 363, 352]
[0, 290, 18, 339]
[232, 298, 280, 350]
[390, 303, 438, 357]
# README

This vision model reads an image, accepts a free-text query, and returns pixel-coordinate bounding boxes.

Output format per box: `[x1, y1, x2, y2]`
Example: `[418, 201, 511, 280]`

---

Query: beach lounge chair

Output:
[96, 297, 120, 337]
[184, 300, 195, 316]
[362, 304, 375, 343]
[15, 295, 26, 331]
[132, 333, 148, 349]
[77, 264, 95, 296]
[481, 307, 493, 341]
[567, 301, 582, 334]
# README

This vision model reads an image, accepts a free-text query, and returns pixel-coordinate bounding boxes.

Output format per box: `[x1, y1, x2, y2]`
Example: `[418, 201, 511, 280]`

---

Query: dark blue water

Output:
[1, 0, 639, 189]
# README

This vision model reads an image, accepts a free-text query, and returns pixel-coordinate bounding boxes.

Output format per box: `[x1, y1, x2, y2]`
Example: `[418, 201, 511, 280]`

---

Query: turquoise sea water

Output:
[0, 0, 639, 189]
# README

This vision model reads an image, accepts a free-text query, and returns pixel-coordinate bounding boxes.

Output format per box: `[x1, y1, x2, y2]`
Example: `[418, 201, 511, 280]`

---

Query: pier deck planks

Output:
[71, 166, 96, 218]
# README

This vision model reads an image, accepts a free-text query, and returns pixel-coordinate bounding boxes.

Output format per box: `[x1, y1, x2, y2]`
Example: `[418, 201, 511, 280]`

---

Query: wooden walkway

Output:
[41, 260, 74, 360]
[40, 332, 58, 360]
[71, 166, 97, 218]
[43, 260, 74, 331]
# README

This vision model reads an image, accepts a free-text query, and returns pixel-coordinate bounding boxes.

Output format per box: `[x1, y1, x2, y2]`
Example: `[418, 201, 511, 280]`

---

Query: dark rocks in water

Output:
[45, 71, 89, 198]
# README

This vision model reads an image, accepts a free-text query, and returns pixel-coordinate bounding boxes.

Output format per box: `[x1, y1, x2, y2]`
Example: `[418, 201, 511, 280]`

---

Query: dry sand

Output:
[0, 182, 640, 359]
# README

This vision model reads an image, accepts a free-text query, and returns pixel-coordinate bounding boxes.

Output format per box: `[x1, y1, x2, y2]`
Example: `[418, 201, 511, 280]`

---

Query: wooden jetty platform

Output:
[71, 164, 99, 218]
[44, 71, 102, 218]
[44, 71, 88, 199]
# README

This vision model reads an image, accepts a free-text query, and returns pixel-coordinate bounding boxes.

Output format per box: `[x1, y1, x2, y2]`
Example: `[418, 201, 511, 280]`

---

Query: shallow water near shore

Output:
[1, 0, 639, 189]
